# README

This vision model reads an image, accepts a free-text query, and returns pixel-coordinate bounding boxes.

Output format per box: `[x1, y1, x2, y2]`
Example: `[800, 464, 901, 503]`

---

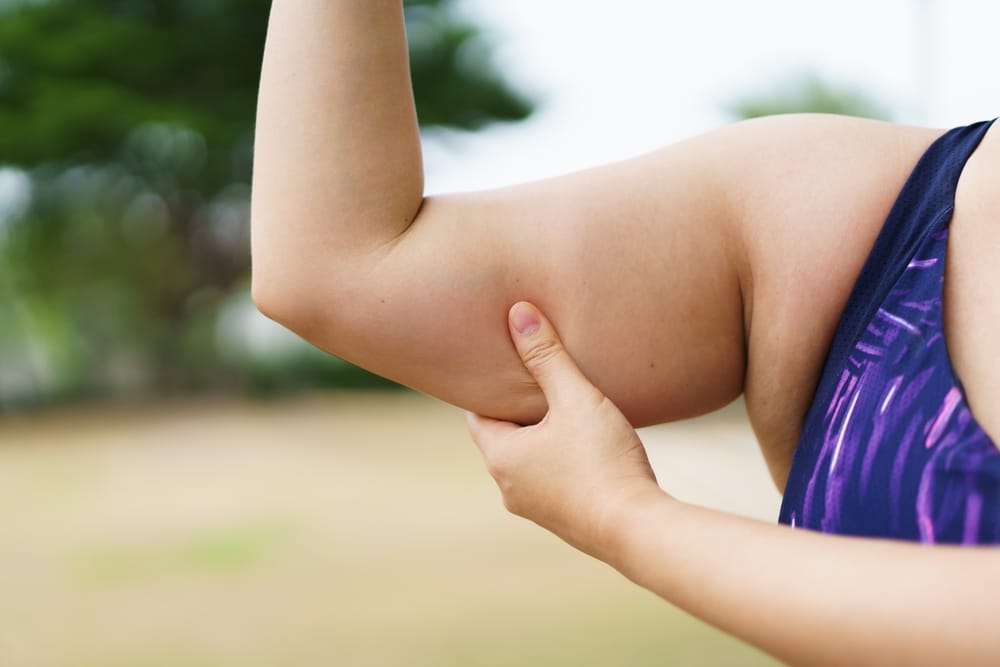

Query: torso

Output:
[738, 117, 1000, 490]
[945, 121, 1000, 447]
[770, 120, 1000, 542]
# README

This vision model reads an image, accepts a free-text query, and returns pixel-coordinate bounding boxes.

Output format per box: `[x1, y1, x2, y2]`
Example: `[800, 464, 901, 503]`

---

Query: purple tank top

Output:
[778, 120, 1000, 545]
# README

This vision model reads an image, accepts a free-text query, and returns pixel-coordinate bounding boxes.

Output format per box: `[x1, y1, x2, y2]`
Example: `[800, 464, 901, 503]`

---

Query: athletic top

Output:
[778, 120, 1000, 545]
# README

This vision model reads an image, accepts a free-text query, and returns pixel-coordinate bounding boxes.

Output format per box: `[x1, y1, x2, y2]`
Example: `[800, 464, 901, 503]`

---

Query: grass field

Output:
[0, 392, 782, 666]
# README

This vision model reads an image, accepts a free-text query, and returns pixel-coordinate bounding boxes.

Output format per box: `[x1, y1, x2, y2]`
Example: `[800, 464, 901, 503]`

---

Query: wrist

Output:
[600, 485, 678, 572]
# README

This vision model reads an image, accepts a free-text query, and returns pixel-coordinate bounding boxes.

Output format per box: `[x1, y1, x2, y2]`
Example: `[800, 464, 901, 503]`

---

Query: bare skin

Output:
[250, 1, 998, 488]
[252, 2, 1000, 663]
[945, 126, 1000, 445]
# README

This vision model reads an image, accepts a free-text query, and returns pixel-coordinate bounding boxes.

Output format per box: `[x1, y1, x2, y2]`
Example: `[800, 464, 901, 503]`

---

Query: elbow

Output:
[249, 214, 404, 352]
[251, 218, 305, 330]
[251, 249, 364, 346]
[251, 261, 325, 339]
[250, 223, 340, 337]
[250, 270, 285, 324]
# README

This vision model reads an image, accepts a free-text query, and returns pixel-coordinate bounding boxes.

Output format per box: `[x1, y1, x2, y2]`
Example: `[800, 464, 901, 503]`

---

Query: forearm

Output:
[613, 493, 1000, 665]
[251, 0, 422, 306]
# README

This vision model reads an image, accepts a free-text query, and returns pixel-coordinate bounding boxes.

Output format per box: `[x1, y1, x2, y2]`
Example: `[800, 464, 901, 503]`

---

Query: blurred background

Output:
[0, 0, 998, 664]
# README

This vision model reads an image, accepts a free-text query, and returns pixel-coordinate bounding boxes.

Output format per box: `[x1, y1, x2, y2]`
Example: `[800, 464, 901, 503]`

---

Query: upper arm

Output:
[255, 114, 939, 434]
[286, 139, 746, 426]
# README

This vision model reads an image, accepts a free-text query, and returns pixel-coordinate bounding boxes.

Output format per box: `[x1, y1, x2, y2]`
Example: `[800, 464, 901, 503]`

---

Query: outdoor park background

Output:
[1, 1, 998, 665]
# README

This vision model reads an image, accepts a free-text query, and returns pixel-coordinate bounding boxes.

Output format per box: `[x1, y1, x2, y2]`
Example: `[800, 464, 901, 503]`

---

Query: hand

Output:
[466, 302, 665, 561]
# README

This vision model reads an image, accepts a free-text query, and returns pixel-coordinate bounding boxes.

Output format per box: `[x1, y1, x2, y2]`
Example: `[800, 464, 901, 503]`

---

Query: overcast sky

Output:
[423, 0, 1000, 193]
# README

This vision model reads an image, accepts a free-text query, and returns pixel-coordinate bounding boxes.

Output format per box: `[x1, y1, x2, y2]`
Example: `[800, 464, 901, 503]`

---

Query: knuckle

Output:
[484, 457, 505, 481]
[594, 394, 618, 413]
[489, 468, 522, 515]
[521, 338, 563, 373]
[502, 493, 522, 516]
[484, 449, 511, 482]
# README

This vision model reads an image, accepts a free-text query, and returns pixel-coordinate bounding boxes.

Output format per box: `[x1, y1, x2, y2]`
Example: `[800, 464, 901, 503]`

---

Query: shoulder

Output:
[722, 114, 946, 488]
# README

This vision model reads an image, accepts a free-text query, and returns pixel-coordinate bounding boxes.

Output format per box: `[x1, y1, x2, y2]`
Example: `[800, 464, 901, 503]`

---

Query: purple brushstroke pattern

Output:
[779, 228, 1000, 544]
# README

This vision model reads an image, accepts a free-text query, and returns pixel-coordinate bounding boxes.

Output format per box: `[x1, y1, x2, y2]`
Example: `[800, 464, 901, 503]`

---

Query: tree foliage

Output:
[0, 0, 533, 406]
[725, 72, 891, 121]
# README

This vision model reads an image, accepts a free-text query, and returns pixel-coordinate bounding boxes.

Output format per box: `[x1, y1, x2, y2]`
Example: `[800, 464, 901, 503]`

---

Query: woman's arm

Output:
[468, 303, 1000, 666]
[251, 0, 423, 273]
[253, 0, 744, 422]
[252, 0, 750, 425]
[614, 490, 999, 666]
[251, 1, 936, 443]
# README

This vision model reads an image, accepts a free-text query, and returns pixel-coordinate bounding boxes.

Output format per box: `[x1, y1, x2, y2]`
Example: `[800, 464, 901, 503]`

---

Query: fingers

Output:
[465, 410, 517, 451]
[508, 301, 599, 409]
[465, 410, 516, 439]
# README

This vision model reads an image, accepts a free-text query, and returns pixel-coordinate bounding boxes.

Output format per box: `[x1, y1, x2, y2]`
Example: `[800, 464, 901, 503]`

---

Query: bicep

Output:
[301, 141, 747, 426]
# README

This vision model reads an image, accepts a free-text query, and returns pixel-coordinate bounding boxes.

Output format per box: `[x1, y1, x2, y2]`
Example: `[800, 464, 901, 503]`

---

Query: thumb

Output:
[508, 301, 599, 409]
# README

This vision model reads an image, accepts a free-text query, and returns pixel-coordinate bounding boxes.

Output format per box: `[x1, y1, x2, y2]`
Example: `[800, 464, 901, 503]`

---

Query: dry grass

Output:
[0, 393, 781, 666]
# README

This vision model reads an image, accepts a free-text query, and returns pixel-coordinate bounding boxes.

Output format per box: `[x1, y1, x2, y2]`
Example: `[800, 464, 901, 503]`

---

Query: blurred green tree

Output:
[725, 72, 891, 121]
[0, 0, 532, 406]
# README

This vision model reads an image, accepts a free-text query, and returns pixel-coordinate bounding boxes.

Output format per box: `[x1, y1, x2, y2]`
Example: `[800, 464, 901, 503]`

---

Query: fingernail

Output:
[510, 302, 540, 335]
